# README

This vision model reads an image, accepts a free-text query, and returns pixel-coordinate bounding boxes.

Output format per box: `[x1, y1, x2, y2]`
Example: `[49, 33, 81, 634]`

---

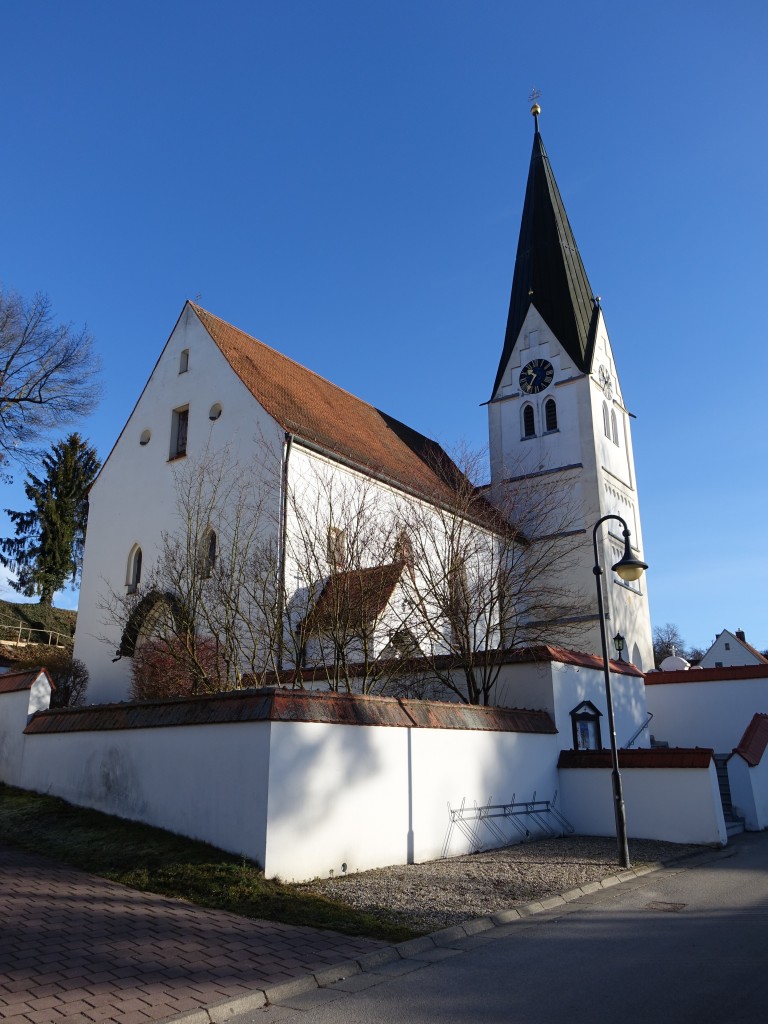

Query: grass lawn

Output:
[0, 783, 417, 942]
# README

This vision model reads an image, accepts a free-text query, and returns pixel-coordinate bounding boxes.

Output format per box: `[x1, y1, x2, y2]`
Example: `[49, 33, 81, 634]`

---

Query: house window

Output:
[171, 407, 189, 459]
[603, 402, 611, 438]
[523, 403, 536, 438]
[327, 526, 346, 569]
[544, 398, 558, 432]
[126, 546, 142, 594]
[394, 530, 414, 567]
[179, 349, 189, 373]
[611, 409, 619, 446]
[724, 643, 731, 651]
[570, 701, 603, 751]
[201, 529, 217, 578]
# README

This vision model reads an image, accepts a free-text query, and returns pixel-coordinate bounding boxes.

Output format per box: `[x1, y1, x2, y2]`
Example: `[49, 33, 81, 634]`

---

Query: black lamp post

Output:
[592, 514, 648, 869]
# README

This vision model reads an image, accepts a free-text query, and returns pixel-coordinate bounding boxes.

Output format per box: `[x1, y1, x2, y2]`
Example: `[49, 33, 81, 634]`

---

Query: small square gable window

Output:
[570, 700, 603, 751]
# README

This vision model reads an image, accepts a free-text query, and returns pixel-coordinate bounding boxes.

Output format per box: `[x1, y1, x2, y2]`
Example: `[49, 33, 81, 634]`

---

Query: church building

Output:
[74, 104, 653, 703]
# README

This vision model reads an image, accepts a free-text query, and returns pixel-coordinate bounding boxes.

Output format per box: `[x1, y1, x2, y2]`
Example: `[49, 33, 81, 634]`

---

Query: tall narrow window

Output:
[126, 546, 142, 594]
[603, 402, 611, 438]
[327, 526, 346, 569]
[394, 530, 414, 567]
[523, 404, 536, 438]
[171, 407, 189, 459]
[611, 409, 619, 446]
[201, 529, 217, 578]
[179, 349, 189, 373]
[544, 398, 558, 432]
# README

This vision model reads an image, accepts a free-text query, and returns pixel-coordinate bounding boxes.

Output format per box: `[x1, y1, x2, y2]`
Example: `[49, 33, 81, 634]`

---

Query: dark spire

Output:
[491, 114, 599, 397]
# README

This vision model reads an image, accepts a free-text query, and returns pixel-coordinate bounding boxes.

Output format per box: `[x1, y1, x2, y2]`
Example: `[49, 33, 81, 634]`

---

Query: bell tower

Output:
[488, 104, 653, 670]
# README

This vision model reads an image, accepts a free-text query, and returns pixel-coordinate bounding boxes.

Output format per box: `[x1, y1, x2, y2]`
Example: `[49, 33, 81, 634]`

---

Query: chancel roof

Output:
[302, 562, 404, 635]
[492, 127, 599, 398]
[192, 304, 464, 505]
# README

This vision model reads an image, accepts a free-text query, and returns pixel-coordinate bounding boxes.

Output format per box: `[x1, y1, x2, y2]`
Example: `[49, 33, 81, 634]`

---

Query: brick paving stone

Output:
[0, 843, 385, 1024]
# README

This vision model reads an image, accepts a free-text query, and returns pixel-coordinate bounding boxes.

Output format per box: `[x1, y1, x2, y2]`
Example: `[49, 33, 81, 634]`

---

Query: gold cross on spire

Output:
[528, 87, 542, 130]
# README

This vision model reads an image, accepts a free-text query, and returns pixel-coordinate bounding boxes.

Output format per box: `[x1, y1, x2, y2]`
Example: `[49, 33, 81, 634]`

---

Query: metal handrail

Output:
[0, 622, 72, 648]
[624, 711, 653, 749]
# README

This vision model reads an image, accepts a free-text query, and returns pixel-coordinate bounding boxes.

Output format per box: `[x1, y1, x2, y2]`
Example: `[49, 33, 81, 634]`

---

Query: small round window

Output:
[208, 403, 222, 421]
[139, 430, 151, 446]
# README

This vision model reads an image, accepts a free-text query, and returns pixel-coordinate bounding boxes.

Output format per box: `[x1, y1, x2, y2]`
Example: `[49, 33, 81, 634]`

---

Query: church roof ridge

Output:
[492, 127, 598, 397]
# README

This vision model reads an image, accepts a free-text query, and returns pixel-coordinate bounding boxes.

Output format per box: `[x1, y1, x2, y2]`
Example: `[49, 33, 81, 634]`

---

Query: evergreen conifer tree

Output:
[1, 434, 100, 605]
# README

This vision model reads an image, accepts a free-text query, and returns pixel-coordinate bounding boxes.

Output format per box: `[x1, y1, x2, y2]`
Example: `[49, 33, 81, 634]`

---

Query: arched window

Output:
[201, 529, 217, 578]
[126, 545, 142, 594]
[523, 404, 536, 438]
[611, 409, 619, 446]
[394, 530, 414, 567]
[603, 402, 611, 438]
[544, 398, 558, 432]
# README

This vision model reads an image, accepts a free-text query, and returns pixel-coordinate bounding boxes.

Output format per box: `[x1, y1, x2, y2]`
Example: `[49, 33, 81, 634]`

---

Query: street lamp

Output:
[592, 514, 648, 869]
[613, 632, 625, 662]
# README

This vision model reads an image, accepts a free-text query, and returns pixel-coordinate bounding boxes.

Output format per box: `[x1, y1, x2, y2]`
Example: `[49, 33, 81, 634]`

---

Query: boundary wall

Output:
[557, 748, 727, 846]
[2, 686, 562, 881]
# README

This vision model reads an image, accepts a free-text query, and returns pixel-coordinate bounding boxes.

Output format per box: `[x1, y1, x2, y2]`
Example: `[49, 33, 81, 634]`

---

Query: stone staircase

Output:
[714, 755, 745, 837]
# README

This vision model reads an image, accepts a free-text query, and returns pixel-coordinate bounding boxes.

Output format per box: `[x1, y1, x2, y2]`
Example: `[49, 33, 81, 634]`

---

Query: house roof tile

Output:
[645, 664, 768, 685]
[191, 304, 465, 504]
[732, 714, 768, 767]
[25, 688, 557, 736]
[303, 562, 404, 633]
[0, 669, 50, 694]
[558, 747, 714, 769]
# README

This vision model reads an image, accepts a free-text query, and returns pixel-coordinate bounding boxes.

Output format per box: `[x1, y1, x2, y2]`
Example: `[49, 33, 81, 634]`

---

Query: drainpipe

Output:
[276, 432, 293, 672]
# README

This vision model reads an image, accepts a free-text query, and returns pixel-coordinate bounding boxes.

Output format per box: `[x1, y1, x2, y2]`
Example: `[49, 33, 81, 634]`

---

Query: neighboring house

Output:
[74, 106, 654, 703]
[698, 629, 768, 669]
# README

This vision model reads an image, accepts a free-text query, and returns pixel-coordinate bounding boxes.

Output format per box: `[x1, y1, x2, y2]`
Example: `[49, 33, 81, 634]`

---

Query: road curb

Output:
[160, 845, 718, 1024]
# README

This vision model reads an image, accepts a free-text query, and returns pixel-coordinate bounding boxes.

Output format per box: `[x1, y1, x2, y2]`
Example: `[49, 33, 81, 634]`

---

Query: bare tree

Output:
[283, 464, 413, 695]
[652, 622, 687, 667]
[0, 290, 101, 472]
[102, 444, 284, 697]
[395, 449, 587, 704]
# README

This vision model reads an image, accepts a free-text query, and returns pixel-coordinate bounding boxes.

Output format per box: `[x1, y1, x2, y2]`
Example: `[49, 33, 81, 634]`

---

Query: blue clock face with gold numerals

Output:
[519, 358, 554, 394]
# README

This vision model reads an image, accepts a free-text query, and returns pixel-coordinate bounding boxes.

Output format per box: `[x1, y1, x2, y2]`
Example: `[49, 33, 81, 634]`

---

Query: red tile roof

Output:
[0, 669, 50, 694]
[192, 304, 465, 505]
[503, 644, 644, 677]
[558, 747, 714, 769]
[732, 714, 768, 767]
[645, 664, 768, 685]
[25, 688, 557, 736]
[303, 563, 404, 633]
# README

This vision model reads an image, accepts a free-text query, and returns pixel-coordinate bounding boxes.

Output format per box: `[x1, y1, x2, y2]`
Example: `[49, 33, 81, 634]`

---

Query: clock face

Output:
[519, 359, 554, 394]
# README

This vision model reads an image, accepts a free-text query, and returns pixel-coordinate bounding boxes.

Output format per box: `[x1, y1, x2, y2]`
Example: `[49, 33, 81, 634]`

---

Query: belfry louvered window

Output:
[523, 404, 536, 438]
[545, 398, 558, 432]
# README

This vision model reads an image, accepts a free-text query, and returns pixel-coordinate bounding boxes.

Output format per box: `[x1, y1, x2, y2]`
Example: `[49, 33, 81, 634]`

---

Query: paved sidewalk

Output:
[0, 844, 385, 1024]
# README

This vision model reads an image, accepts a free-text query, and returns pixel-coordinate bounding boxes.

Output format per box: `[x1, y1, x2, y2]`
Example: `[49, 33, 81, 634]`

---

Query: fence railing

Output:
[0, 622, 72, 649]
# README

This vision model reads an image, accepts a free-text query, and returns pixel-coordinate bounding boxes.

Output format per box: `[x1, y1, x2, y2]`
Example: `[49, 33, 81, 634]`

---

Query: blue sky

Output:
[1, 0, 766, 654]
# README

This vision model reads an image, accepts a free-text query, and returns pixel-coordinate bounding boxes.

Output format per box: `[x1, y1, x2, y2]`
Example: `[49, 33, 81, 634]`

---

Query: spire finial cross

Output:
[528, 87, 542, 131]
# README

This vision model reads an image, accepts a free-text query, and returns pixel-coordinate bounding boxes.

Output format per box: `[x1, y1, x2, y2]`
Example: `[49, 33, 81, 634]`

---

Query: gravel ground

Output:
[297, 836, 702, 933]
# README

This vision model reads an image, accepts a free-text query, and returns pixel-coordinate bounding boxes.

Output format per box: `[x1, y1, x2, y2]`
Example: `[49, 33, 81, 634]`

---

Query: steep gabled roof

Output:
[732, 714, 768, 767]
[492, 128, 598, 397]
[191, 304, 463, 505]
[302, 562, 404, 634]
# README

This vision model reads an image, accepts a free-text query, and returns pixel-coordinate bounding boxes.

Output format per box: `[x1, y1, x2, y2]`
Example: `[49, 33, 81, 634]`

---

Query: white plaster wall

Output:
[700, 632, 765, 668]
[0, 687, 47, 787]
[75, 305, 285, 703]
[19, 722, 272, 865]
[558, 764, 727, 846]
[488, 306, 653, 672]
[645, 679, 768, 752]
[727, 755, 768, 831]
[263, 721, 562, 880]
[492, 661, 649, 749]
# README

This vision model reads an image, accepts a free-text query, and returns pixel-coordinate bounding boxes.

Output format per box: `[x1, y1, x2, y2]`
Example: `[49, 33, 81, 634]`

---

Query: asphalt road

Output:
[230, 832, 768, 1024]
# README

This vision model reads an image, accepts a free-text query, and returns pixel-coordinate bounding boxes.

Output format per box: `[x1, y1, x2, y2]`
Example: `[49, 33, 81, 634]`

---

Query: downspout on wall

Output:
[276, 432, 293, 672]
